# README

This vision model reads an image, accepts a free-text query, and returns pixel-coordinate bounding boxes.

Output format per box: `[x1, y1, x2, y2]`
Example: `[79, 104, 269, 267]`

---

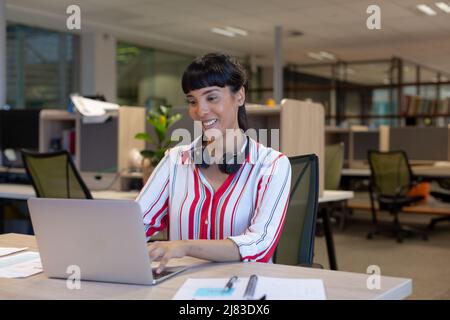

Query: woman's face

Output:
[186, 85, 245, 139]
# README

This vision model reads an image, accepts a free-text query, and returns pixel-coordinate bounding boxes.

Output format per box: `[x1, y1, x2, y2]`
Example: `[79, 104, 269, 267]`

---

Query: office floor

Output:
[314, 209, 450, 300]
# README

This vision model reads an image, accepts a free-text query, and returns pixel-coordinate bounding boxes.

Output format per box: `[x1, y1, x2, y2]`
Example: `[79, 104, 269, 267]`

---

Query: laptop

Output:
[27, 197, 187, 285]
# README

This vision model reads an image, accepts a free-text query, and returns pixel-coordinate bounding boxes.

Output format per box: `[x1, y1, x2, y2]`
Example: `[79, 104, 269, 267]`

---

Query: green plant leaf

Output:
[167, 113, 182, 128]
[134, 132, 154, 143]
[148, 117, 166, 143]
[160, 105, 169, 115]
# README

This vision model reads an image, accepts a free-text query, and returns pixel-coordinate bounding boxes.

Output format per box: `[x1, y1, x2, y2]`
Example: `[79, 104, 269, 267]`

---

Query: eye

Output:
[207, 95, 218, 102]
[187, 99, 196, 107]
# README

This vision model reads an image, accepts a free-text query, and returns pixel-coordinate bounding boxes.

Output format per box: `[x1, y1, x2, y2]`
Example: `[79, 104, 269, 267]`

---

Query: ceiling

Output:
[5, 0, 450, 75]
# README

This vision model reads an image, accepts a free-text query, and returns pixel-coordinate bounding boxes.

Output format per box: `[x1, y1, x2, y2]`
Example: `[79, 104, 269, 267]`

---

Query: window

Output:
[6, 23, 79, 109]
[117, 42, 194, 108]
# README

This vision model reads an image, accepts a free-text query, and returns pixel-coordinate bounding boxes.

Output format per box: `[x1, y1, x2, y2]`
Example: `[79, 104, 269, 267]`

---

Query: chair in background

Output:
[21, 150, 93, 199]
[325, 143, 344, 191]
[322, 143, 350, 229]
[367, 150, 428, 243]
[428, 179, 450, 229]
[273, 154, 320, 267]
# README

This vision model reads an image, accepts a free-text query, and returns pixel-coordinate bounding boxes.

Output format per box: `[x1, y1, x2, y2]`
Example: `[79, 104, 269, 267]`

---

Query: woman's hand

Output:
[147, 240, 189, 274]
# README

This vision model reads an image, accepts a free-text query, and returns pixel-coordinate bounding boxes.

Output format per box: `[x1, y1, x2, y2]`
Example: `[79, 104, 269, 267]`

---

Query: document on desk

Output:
[173, 277, 326, 300]
[0, 251, 43, 278]
[0, 247, 28, 257]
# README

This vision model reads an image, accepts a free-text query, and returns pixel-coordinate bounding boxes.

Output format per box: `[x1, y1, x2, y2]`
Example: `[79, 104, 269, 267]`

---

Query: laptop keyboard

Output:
[152, 268, 174, 280]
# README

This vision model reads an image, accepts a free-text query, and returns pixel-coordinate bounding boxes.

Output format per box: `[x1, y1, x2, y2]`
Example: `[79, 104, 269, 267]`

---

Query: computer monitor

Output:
[0, 109, 41, 167]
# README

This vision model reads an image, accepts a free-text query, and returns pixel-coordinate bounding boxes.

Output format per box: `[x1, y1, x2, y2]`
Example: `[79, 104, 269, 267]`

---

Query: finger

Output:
[157, 254, 171, 274]
[149, 247, 165, 261]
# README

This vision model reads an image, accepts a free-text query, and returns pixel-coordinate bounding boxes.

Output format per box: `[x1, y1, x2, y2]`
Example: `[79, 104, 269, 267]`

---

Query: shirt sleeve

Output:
[228, 153, 291, 262]
[135, 153, 170, 240]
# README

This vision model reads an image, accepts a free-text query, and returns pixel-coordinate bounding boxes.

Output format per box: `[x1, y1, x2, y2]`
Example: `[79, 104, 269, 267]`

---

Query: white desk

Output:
[342, 166, 450, 179]
[0, 184, 138, 201]
[319, 190, 354, 203]
[0, 233, 412, 300]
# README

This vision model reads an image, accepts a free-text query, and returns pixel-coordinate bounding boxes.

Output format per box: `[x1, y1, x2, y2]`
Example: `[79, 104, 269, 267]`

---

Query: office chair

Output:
[322, 143, 350, 229]
[21, 149, 93, 199]
[367, 150, 428, 243]
[273, 154, 320, 267]
[428, 179, 450, 229]
[325, 143, 344, 191]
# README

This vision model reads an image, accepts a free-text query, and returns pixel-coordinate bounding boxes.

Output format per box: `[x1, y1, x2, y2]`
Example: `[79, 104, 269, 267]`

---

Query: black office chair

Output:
[428, 179, 450, 229]
[21, 149, 93, 199]
[367, 150, 428, 243]
[273, 154, 320, 267]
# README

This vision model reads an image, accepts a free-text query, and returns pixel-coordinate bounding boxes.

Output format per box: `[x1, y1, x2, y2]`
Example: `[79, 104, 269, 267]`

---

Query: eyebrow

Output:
[186, 88, 220, 98]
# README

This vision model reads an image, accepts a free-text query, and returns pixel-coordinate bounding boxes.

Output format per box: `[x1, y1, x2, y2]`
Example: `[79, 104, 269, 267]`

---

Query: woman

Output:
[136, 53, 291, 273]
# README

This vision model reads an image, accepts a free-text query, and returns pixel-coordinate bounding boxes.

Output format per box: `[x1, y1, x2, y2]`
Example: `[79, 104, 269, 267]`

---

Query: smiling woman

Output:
[135, 53, 292, 274]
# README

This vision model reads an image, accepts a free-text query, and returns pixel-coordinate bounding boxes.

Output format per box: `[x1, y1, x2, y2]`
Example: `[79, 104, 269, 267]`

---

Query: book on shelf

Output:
[62, 128, 76, 155]
[402, 95, 450, 117]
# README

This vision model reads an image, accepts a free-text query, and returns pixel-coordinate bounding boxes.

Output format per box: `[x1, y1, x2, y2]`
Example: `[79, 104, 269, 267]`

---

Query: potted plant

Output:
[135, 104, 182, 184]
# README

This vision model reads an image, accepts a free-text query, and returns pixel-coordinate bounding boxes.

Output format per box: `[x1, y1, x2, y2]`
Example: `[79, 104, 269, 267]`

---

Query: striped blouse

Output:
[135, 136, 292, 263]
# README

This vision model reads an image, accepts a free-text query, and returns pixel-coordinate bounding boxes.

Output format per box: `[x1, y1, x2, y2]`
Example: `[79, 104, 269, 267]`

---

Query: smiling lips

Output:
[202, 119, 218, 129]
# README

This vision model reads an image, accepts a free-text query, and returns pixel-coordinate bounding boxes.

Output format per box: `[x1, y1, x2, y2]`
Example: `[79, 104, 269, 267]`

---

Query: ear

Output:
[235, 86, 246, 106]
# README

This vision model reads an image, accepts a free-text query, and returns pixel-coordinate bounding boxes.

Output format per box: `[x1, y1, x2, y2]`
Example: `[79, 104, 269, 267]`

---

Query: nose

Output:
[194, 101, 209, 118]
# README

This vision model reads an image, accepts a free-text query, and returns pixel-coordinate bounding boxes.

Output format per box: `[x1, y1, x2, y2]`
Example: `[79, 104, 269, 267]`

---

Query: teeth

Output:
[203, 119, 217, 126]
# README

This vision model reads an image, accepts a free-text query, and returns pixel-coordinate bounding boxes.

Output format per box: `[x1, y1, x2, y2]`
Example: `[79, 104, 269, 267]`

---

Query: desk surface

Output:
[0, 184, 137, 201]
[0, 233, 411, 300]
[342, 166, 450, 179]
[0, 184, 354, 204]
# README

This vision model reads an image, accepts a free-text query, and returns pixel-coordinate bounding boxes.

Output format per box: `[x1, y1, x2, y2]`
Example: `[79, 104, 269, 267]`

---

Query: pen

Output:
[224, 275, 238, 291]
[243, 274, 258, 300]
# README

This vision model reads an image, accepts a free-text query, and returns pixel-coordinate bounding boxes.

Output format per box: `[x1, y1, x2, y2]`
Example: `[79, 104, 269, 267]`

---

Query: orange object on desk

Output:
[408, 182, 430, 204]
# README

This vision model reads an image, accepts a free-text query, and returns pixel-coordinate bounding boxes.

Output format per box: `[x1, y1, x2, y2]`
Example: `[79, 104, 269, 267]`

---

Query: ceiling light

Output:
[211, 27, 235, 37]
[346, 68, 356, 75]
[318, 51, 336, 60]
[417, 4, 437, 15]
[308, 51, 336, 61]
[435, 2, 450, 13]
[225, 26, 248, 36]
[307, 52, 324, 61]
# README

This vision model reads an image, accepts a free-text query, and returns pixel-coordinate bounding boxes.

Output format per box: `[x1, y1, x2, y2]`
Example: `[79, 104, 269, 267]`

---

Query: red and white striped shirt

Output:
[135, 136, 291, 263]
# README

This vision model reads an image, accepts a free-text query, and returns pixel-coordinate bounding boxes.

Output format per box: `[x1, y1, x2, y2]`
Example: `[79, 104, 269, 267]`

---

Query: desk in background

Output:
[0, 233, 411, 300]
[342, 165, 450, 180]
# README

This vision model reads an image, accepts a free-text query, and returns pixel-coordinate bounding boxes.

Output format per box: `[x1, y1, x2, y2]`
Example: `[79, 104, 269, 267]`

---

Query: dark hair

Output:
[182, 53, 248, 131]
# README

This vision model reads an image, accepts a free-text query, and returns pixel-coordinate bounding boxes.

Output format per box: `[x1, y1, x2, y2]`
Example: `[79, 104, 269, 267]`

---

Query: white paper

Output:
[172, 277, 326, 300]
[0, 251, 43, 278]
[0, 247, 28, 257]
[70, 94, 119, 124]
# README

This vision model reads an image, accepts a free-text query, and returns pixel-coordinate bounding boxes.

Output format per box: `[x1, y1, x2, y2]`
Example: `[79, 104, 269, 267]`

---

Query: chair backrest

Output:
[438, 178, 450, 190]
[368, 150, 413, 197]
[274, 154, 319, 266]
[325, 143, 344, 190]
[21, 149, 93, 199]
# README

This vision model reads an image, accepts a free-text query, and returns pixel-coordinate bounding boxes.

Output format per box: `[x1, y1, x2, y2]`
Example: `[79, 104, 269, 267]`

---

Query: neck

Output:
[204, 128, 245, 162]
